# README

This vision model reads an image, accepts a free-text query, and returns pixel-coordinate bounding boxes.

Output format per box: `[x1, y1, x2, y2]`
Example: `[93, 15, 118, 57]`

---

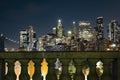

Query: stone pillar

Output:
[0, 59, 5, 80]
[6, 59, 16, 80]
[19, 60, 29, 80]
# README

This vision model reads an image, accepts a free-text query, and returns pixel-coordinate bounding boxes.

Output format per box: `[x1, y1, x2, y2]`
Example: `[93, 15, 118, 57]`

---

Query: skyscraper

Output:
[96, 17, 104, 40]
[19, 30, 28, 50]
[56, 19, 64, 38]
[27, 26, 37, 51]
[19, 26, 37, 51]
[95, 17, 104, 51]
[72, 21, 77, 38]
[108, 20, 120, 42]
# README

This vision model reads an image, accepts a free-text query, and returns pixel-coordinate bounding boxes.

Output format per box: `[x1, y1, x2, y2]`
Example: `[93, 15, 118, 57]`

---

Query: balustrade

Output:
[0, 52, 120, 80]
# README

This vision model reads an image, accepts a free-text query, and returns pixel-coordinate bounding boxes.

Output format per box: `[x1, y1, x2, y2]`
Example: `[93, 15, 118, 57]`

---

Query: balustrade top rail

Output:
[0, 51, 120, 59]
[0, 51, 120, 80]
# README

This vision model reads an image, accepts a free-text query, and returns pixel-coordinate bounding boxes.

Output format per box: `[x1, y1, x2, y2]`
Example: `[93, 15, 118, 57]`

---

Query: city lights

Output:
[58, 19, 61, 23]
[0, 17, 120, 51]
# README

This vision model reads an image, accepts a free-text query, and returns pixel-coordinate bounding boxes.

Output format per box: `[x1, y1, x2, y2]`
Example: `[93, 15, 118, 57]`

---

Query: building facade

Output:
[19, 26, 37, 51]
[108, 20, 120, 42]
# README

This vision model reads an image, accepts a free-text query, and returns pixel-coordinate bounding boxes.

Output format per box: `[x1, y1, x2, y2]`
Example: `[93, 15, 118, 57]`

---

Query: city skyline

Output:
[1, 17, 120, 51]
[1, 0, 120, 49]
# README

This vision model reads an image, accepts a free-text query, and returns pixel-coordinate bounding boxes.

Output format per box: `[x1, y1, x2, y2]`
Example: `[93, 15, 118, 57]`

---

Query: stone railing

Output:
[0, 51, 120, 80]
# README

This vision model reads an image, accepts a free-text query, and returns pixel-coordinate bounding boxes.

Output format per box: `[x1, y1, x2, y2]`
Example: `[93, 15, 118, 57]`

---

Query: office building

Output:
[19, 26, 37, 51]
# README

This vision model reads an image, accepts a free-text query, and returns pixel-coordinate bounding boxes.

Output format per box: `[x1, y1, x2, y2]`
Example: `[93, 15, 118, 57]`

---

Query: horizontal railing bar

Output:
[0, 51, 119, 59]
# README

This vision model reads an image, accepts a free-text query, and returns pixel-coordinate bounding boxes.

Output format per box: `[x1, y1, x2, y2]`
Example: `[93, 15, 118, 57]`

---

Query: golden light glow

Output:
[28, 60, 35, 80]
[14, 61, 21, 80]
[5, 62, 8, 75]
[41, 58, 48, 80]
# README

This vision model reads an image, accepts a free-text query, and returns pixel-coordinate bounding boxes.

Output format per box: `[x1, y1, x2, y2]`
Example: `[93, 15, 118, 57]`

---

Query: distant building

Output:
[95, 17, 104, 40]
[37, 37, 45, 51]
[52, 27, 57, 35]
[95, 17, 104, 51]
[79, 21, 95, 41]
[56, 19, 64, 38]
[19, 30, 28, 50]
[0, 34, 4, 51]
[72, 21, 77, 38]
[19, 26, 37, 51]
[108, 20, 120, 43]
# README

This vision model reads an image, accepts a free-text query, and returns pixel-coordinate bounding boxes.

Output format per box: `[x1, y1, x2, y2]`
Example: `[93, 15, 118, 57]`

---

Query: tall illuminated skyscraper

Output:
[56, 19, 64, 38]
[72, 21, 77, 38]
[27, 26, 37, 51]
[108, 20, 120, 42]
[95, 17, 104, 51]
[19, 30, 28, 50]
[96, 17, 104, 40]
[19, 26, 37, 51]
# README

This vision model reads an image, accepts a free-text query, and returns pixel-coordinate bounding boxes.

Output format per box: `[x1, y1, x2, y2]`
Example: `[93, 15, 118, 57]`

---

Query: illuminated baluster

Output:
[41, 58, 48, 80]
[82, 61, 90, 80]
[96, 60, 104, 80]
[6, 60, 16, 80]
[55, 58, 62, 80]
[5, 62, 8, 75]
[68, 60, 76, 80]
[14, 61, 21, 80]
[28, 60, 35, 80]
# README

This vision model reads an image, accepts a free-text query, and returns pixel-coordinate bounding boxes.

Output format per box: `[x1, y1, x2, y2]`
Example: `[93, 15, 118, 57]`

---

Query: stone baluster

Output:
[19, 60, 29, 80]
[68, 59, 76, 80]
[14, 60, 21, 80]
[41, 58, 48, 80]
[5, 59, 16, 80]
[55, 58, 62, 80]
[28, 60, 35, 80]
[0, 59, 5, 80]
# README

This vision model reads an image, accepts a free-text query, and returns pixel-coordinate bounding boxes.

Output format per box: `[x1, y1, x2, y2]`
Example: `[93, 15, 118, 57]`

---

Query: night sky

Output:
[0, 0, 120, 49]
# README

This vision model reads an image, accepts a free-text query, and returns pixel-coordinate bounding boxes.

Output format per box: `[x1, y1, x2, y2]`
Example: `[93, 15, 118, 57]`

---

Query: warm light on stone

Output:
[28, 60, 35, 80]
[41, 58, 48, 80]
[14, 61, 21, 80]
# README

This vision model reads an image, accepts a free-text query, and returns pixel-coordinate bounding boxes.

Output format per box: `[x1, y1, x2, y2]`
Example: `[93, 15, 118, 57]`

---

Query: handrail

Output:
[0, 51, 119, 59]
